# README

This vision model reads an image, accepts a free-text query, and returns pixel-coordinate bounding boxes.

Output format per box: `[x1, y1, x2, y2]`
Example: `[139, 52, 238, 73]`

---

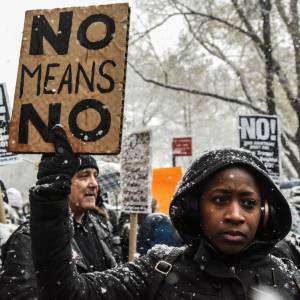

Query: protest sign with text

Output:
[121, 130, 152, 214]
[0, 83, 21, 165]
[8, 3, 130, 154]
[238, 114, 280, 183]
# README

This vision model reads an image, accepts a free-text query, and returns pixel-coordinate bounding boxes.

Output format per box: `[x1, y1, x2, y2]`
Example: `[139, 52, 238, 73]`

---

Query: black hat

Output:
[77, 155, 99, 174]
[170, 147, 291, 246]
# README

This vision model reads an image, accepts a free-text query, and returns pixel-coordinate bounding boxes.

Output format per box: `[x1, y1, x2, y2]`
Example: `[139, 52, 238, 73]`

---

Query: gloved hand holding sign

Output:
[34, 124, 79, 197]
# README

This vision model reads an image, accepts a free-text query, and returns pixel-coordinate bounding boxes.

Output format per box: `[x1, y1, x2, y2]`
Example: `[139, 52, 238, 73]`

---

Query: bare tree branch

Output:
[136, 15, 169, 84]
[282, 132, 300, 174]
[128, 61, 265, 114]
[132, 0, 262, 47]
[179, 11, 254, 104]
[275, 0, 300, 141]
[180, 0, 297, 114]
[172, 0, 258, 40]
[130, 0, 300, 175]
[259, 0, 276, 114]
[232, 0, 297, 116]
[134, 0, 296, 111]
[141, 96, 159, 126]
[275, 0, 290, 25]
[130, 13, 182, 45]
[231, 0, 264, 48]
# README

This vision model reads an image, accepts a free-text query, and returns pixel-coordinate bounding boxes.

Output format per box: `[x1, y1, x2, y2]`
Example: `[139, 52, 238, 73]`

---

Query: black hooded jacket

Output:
[30, 148, 300, 299]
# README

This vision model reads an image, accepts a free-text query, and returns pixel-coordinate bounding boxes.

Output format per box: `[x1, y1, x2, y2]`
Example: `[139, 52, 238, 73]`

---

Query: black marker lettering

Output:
[68, 99, 110, 142]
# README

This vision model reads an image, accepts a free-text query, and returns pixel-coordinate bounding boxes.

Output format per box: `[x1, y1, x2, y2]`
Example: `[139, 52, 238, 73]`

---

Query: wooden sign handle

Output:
[128, 213, 138, 261]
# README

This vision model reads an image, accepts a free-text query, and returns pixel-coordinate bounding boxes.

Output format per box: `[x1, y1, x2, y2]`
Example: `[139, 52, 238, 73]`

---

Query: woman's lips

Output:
[220, 231, 246, 242]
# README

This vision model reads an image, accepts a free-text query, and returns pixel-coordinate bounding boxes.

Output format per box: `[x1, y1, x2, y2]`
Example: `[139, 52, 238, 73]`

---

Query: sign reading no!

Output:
[238, 115, 280, 183]
[8, 3, 130, 154]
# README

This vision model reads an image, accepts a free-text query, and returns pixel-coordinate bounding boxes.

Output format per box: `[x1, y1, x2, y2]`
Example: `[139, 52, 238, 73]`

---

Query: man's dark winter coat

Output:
[30, 148, 300, 299]
[0, 210, 117, 300]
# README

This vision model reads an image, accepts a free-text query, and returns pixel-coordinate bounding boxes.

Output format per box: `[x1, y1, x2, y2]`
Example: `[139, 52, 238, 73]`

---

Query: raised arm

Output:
[29, 125, 156, 300]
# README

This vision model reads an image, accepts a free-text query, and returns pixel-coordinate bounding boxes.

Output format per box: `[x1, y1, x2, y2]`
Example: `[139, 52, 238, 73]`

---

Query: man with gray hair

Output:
[0, 154, 120, 299]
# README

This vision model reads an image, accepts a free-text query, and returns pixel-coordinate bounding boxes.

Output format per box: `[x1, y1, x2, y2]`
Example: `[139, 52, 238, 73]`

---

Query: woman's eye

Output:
[213, 196, 228, 205]
[241, 199, 257, 209]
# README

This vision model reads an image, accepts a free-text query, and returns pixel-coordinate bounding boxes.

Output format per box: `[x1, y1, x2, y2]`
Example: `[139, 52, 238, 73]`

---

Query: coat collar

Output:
[193, 239, 271, 279]
[193, 241, 236, 279]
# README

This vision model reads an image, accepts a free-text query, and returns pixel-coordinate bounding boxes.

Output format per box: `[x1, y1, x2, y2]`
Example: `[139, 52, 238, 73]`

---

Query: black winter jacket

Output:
[0, 211, 117, 300]
[30, 148, 300, 299]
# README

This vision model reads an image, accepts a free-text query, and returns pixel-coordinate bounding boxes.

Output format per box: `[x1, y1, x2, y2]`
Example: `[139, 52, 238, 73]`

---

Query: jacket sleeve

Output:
[30, 185, 159, 300]
[0, 229, 38, 300]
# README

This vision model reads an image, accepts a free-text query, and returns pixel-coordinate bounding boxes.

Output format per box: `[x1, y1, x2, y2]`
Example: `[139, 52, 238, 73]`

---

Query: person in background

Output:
[29, 126, 300, 300]
[0, 154, 119, 300]
[271, 203, 300, 268]
[6, 187, 26, 223]
[3, 202, 20, 226]
[0, 222, 17, 269]
[0, 179, 8, 204]
[269, 186, 300, 269]
[137, 212, 184, 255]
[0, 179, 20, 226]
[119, 198, 159, 261]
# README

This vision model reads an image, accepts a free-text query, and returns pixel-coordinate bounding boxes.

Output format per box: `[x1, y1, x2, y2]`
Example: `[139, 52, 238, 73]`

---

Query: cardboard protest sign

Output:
[0, 83, 21, 165]
[238, 115, 280, 183]
[8, 3, 130, 154]
[121, 130, 152, 214]
[152, 167, 182, 214]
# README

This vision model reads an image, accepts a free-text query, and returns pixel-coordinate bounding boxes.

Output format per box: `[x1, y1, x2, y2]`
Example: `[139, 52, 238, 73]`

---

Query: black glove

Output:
[36, 125, 79, 186]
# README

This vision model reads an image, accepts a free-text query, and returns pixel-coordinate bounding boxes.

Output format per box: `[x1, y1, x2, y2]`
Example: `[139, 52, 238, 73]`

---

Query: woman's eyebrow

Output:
[207, 187, 258, 195]
[239, 191, 258, 196]
[208, 187, 231, 194]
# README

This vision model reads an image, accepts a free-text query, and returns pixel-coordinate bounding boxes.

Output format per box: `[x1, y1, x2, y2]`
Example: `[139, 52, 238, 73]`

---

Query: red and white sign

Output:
[172, 137, 192, 156]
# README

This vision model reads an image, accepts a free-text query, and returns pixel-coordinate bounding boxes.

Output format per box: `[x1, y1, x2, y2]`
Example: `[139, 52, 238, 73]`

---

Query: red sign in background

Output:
[172, 137, 192, 156]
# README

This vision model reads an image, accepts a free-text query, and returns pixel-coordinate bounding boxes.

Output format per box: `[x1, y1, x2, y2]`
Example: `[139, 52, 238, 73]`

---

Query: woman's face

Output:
[199, 167, 262, 255]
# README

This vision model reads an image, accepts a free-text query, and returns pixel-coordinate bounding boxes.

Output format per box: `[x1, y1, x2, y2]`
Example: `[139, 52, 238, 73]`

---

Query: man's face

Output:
[69, 168, 99, 215]
[199, 167, 262, 255]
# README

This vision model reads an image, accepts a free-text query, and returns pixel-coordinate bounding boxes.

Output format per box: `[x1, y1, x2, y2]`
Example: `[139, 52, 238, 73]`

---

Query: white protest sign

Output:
[0, 83, 21, 165]
[238, 115, 280, 183]
[121, 130, 152, 214]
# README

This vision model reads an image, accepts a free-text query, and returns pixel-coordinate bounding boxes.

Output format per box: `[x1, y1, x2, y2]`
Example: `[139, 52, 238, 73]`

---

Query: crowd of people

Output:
[0, 134, 183, 299]
[0, 125, 300, 299]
